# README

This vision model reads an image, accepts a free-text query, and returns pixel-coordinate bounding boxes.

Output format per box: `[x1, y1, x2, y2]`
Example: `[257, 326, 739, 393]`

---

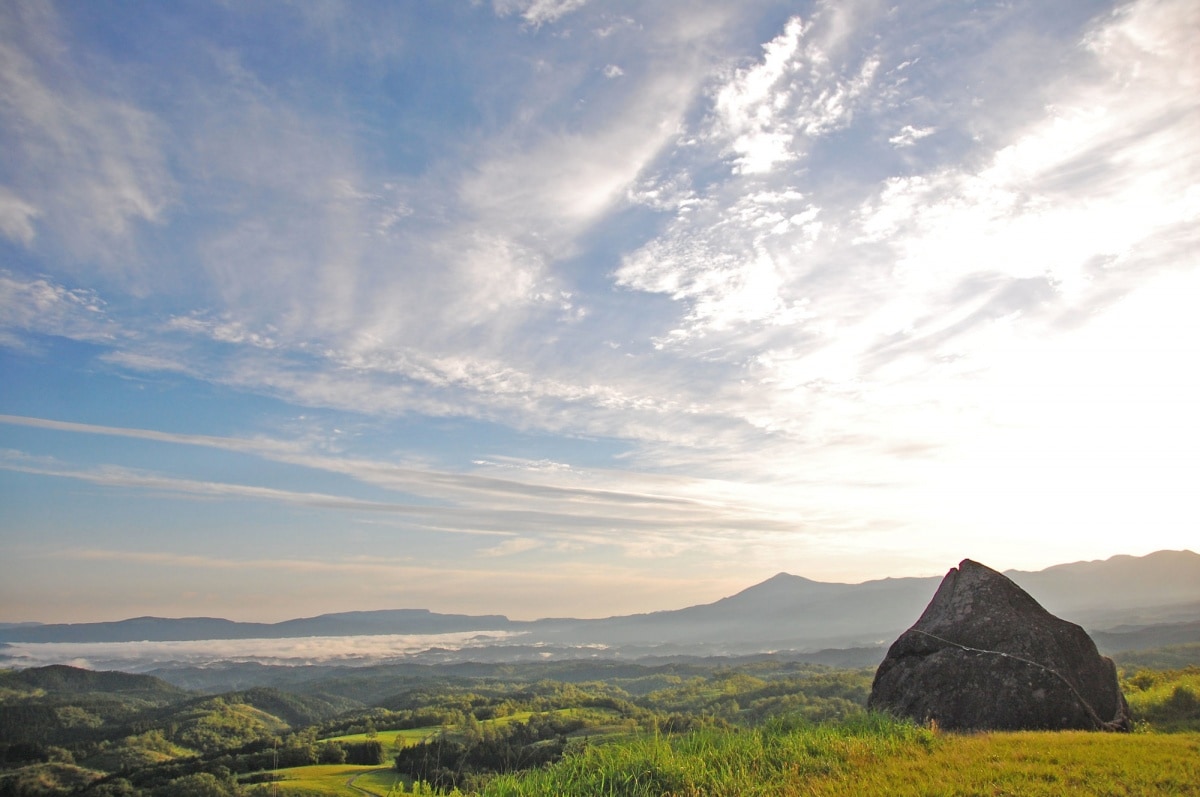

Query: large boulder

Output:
[868, 559, 1131, 731]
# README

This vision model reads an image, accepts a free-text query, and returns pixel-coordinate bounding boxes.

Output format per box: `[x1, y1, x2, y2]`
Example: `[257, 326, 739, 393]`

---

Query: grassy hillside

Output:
[3, 658, 1198, 795]
[479, 720, 1200, 796]
[806, 730, 1200, 797]
[269, 763, 406, 796]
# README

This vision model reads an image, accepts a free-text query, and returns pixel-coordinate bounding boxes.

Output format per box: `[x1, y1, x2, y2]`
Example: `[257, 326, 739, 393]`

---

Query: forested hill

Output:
[0, 665, 187, 698]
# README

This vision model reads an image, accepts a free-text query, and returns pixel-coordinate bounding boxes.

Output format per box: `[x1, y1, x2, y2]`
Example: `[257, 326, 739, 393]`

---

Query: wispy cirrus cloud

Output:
[0, 187, 39, 246]
[0, 418, 815, 555]
[710, 14, 880, 174]
[2, 0, 1197, 624]
[620, 0, 1200, 411]
[66, 547, 424, 575]
[0, 3, 174, 266]
[0, 415, 304, 458]
[493, 0, 590, 27]
[0, 271, 120, 349]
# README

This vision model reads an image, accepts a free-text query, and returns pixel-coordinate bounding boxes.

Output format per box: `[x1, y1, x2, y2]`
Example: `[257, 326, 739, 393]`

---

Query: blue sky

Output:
[1, 0, 1197, 624]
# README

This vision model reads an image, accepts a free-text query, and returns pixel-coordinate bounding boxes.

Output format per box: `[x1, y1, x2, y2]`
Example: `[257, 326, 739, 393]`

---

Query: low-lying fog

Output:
[0, 631, 531, 672]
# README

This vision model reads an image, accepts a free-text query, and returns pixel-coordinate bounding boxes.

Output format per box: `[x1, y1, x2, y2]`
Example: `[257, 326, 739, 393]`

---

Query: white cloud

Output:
[888, 124, 936, 148]
[480, 537, 543, 557]
[711, 17, 808, 174]
[856, 0, 1200, 313]
[710, 14, 880, 174]
[98, 350, 198, 377]
[459, 80, 690, 247]
[615, 187, 822, 339]
[0, 4, 174, 267]
[601, 0, 1200, 570]
[3, 0, 1198, 615]
[0, 187, 39, 246]
[494, 0, 589, 27]
[166, 313, 280, 349]
[623, 0, 1199, 372]
[0, 417, 815, 567]
[0, 414, 304, 458]
[0, 271, 119, 347]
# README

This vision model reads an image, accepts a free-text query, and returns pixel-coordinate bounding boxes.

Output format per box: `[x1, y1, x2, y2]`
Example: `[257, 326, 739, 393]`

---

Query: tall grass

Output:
[479, 713, 933, 796]
[478, 713, 1200, 797]
[804, 730, 1200, 796]
[1124, 667, 1200, 732]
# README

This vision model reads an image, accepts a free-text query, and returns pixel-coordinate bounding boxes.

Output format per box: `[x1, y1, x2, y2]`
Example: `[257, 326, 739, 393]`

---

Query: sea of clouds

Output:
[0, 631, 529, 672]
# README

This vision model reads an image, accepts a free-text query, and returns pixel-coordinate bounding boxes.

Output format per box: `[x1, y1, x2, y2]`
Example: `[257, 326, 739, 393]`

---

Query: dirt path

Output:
[344, 770, 383, 797]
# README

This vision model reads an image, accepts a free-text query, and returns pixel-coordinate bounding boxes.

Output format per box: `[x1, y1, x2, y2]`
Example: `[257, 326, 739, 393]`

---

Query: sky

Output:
[1, 0, 1197, 625]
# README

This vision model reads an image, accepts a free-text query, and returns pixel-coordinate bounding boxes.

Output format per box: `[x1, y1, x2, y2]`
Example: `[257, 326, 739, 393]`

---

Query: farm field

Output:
[323, 727, 439, 749]
[272, 763, 405, 796]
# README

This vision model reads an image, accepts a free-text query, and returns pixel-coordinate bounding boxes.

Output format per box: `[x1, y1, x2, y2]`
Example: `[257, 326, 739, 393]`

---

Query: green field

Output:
[323, 727, 440, 749]
[269, 764, 406, 796]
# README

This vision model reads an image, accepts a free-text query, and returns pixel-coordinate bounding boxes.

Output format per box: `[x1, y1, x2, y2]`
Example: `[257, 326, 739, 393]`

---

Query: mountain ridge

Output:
[2, 550, 1196, 650]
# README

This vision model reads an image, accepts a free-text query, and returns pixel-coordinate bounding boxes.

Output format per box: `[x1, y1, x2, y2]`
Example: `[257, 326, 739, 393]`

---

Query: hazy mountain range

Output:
[3, 551, 1197, 668]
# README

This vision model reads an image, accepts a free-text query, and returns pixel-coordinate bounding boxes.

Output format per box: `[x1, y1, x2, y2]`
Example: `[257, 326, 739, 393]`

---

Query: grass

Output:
[268, 763, 406, 796]
[324, 727, 441, 749]
[478, 715, 1200, 796]
[324, 708, 621, 749]
[289, 700, 1200, 796]
[805, 730, 1200, 796]
[480, 714, 932, 796]
[1124, 667, 1200, 732]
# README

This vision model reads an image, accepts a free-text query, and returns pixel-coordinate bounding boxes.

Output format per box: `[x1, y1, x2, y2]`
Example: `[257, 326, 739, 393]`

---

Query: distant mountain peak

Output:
[718, 571, 829, 604]
[762, 571, 805, 584]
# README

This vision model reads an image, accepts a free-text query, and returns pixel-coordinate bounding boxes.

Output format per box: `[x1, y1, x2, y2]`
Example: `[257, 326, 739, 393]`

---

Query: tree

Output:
[318, 742, 346, 764]
[87, 779, 138, 797]
[155, 772, 237, 797]
[345, 740, 385, 765]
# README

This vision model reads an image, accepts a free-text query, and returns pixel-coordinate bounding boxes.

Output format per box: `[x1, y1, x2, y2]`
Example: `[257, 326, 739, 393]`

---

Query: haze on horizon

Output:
[1, 0, 1197, 625]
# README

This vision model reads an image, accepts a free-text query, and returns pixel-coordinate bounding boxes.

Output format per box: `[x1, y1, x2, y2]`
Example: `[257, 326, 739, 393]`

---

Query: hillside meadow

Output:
[1, 662, 1197, 796]
[268, 667, 1200, 796]
[478, 720, 1199, 797]
[249, 725, 1200, 797]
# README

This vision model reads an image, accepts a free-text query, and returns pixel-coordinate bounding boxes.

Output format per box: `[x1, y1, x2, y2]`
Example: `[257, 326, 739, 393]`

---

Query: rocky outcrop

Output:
[868, 559, 1131, 731]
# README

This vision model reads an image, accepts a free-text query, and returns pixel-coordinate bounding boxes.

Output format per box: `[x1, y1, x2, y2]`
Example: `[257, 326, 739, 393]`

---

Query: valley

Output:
[2, 551, 1198, 795]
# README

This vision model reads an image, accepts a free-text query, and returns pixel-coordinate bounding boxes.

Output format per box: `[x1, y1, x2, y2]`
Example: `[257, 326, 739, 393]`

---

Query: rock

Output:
[868, 559, 1131, 731]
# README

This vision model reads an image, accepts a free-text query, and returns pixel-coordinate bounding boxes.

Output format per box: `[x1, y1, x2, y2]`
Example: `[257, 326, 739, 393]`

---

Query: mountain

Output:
[2, 551, 1197, 662]
[1005, 549, 1200, 626]
[527, 573, 942, 653]
[1090, 620, 1200, 654]
[0, 608, 513, 644]
[525, 550, 1200, 655]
